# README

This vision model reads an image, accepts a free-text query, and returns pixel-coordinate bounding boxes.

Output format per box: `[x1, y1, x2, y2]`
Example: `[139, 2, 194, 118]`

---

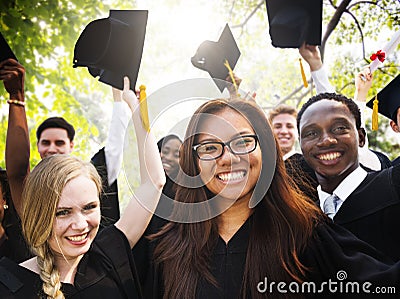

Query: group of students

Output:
[0, 45, 400, 299]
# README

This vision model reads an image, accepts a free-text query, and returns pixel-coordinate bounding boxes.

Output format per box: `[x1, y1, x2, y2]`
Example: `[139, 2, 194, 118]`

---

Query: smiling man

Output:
[297, 92, 400, 261]
[268, 104, 299, 160]
[36, 117, 75, 158]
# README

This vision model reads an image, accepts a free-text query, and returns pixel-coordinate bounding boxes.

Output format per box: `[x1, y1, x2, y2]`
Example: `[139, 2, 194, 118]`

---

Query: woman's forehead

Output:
[197, 109, 253, 136]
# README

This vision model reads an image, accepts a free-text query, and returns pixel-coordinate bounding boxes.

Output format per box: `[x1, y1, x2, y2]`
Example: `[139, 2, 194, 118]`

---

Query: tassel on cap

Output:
[372, 95, 379, 131]
[299, 58, 309, 88]
[299, 58, 308, 88]
[139, 85, 150, 132]
[224, 59, 239, 97]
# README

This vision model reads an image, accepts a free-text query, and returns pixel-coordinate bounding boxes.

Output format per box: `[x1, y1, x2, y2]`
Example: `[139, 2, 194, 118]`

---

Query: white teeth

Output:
[218, 171, 245, 182]
[318, 152, 341, 161]
[67, 233, 88, 242]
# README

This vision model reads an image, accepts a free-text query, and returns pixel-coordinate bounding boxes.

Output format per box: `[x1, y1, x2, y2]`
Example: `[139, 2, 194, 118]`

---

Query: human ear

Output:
[390, 120, 400, 133]
[358, 128, 366, 147]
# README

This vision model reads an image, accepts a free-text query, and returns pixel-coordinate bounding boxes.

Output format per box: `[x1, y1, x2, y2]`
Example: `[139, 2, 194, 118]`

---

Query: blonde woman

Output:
[0, 77, 165, 298]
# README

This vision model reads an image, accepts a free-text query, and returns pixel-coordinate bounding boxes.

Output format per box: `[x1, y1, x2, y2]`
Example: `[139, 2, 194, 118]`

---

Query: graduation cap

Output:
[265, 0, 323, 48]
[191, 24, 241, 92]
[0, 31, 17, 62]
[366, 74, 400, 124]
[73, 10, 148, 90]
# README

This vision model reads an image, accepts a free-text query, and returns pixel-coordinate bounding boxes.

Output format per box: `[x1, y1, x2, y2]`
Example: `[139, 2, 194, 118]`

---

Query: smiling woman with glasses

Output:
[136, 98, 400, 299]
[193, 134, 258, 160]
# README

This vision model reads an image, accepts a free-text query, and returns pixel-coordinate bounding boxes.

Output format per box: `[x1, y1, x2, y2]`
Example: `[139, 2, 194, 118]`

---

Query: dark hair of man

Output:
[296, 92, 362, 132]
[36, 117, 75, 142]
[268, 103, 298, 124]
[150, 98, 324, 299]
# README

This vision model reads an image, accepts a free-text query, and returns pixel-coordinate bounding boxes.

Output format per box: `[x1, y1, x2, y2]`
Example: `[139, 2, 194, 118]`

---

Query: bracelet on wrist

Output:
[7, 99, 25, 107]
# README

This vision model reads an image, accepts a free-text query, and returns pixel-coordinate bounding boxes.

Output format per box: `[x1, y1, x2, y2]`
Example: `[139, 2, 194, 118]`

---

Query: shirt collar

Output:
[283, 148, 299, 161]
[318, 166, 367, 209]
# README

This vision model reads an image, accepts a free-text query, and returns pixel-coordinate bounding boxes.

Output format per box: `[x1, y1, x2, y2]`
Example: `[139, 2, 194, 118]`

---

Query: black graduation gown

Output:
[90, 147, 120, 226]
[138, 216, 400, 299]
[0, 226, 142, 299]
[369, 149, 392, 169]
[284, 153, 319, 202]
[391, 156, 400, 167]
[132, 175, 176, 287]
[332, 164, 400, 261]
[0, 199, 31, 263]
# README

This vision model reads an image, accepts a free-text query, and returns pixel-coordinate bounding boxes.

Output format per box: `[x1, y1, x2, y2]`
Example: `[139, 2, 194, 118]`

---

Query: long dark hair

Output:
[152, 99, 323, 298]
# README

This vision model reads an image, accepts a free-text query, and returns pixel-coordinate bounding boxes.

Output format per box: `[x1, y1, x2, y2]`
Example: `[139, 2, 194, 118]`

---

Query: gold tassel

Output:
[224, 59, 239, 97]
[299, 58, 308, 88]
[372, 95, 379, 131]
[139, 85, 150, 132]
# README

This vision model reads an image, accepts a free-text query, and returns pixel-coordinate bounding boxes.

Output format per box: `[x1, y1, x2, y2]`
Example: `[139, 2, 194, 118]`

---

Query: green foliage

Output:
[0, 0, 132, 168]
[0, 0, 400, 168]
[366, 117, 400, 160]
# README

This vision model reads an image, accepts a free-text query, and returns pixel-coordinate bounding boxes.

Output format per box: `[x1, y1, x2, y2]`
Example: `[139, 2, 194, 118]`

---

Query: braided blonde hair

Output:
[22, 155, 101, 298]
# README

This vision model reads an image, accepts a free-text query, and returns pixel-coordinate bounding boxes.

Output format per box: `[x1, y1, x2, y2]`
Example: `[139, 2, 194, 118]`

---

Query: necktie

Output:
[323, 194, 340, 219]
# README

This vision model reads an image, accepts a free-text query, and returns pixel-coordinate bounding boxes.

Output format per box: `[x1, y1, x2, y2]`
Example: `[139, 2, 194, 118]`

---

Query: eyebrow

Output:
[301, 116, 352, 128]
[332, 117, 352, 123]
[57, 201, 98, 210]
[197, 131, 254, 143]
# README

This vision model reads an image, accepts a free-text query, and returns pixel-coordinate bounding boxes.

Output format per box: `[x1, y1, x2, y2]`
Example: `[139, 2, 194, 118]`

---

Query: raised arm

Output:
[299, 43, 335, 94]
[115, 77, 165, 248]
[104, 88, 131, 185]
[1, 59, 29, 217]
[354, 67, 372, 103]
[353, 67, 387, 170]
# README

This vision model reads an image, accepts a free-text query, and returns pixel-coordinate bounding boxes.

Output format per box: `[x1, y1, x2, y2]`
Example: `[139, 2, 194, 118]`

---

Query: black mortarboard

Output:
[0, 32, 17, 62]
[191, 24, 241, 92]
[265, 0, 323, 48]
[366, 74, 400, 122]
[73, 10, 148, 90]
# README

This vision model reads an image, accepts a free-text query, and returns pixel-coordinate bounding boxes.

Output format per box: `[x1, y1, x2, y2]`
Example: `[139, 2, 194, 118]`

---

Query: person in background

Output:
[268, 104, 299, 160]
[0, 76, 165, 298]
[157, 134, 182, 199]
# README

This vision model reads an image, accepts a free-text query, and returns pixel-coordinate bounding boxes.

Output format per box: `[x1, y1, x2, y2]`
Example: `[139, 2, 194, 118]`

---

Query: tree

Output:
[227, 0, 400, 157]
[1, 0, 400, 168]
[0, 0, 130, 167]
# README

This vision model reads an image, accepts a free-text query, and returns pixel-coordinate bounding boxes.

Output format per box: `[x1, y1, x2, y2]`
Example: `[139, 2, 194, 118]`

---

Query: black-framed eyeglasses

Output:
[193, 135, 258, 161]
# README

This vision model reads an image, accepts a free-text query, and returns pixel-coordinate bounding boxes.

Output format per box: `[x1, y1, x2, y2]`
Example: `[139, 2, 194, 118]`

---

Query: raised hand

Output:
[0, 59, 25, 99]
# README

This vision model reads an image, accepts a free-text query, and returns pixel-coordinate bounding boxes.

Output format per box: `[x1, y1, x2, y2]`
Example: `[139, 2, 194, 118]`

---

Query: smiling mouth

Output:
[217, 171, 246, 182]
[162, 162, 171, 168]
[66, 233, 88, 242]
[316, 152, 342, 161]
